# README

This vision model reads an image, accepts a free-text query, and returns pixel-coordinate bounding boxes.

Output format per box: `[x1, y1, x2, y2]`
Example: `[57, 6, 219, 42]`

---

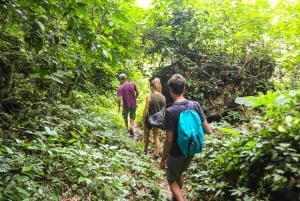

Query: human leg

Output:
[166, 155, 194, 201]
[129, 105, 137, 128]
[122, 108, 129, 129]
[168, 174, 184, 201]
[129, 119, 134, 128]
[168, 180, 185, 201]
[143, 125, 150, 153]
[177, 174, 184, 190]
[153, 128, 160, 157]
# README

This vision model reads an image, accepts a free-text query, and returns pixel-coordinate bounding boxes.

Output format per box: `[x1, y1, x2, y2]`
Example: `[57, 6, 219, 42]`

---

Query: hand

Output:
[159, 160, 165, 170]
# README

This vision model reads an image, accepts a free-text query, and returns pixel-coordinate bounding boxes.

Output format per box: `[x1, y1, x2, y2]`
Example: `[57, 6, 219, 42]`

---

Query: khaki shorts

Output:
[166, 155, 193, 182]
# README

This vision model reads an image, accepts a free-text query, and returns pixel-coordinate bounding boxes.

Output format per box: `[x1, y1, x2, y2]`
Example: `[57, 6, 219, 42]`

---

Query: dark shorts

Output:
[122, 105, 137, 120]
[166, 155, 193, 182]
[144, 115, 153, 129]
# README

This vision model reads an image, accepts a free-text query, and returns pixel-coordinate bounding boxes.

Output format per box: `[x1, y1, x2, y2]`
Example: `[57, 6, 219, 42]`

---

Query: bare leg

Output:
[124, 119, 128, 130]
[126, 118, 135, 137]
[129, 118, 135, 128]
[143, 126, 150, 153]
[168, 179, 185, 201]
[177, 174, 184, 189]
[122, 108, 128, 130]
[153, 128, 160, 157]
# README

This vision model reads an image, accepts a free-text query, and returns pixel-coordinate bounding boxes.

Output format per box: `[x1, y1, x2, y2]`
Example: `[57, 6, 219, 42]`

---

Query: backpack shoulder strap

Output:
[187, 100, 202, 121]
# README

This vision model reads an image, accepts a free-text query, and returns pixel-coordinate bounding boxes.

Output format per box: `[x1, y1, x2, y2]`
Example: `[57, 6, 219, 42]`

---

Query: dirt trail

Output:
[159, 178, 173, 199]
[132, 126, 174, 200]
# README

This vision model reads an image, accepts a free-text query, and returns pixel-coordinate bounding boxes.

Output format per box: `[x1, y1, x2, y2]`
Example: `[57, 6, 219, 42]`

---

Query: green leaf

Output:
[265, 165, 274, 170]
[235, 96, 254, 107]
[1, 146, 13, 154]
[35, 20, 45, 32]
[102, 49, 112, 60]
[278, 143, 290, 148]
[4, 182, 16, 195]
[68, 138, 77, 144]
[70, 131, 78, 138]
[109, 145, 119, 150]
[81, 126, 87, 134]
[22, 166, 32, 172]
[218, 127, 240, 136]
[44, 126, 57, 135]
[76, 168, 88, 177]
[277, 125, 286, 132]
[104, 184, 112, 198]
[215, 155, 224, 163]
[273, 174, 285, 182]
[16, 187, 31, 198]
[0, 163, 11, 173]
[78, 177, 92, 185]
[14, 175, 30, 182]
[44, 75, 64, 84]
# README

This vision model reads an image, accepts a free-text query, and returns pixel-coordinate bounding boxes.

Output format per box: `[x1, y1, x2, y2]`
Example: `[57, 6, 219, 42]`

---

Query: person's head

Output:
[167, 74, 186, 96]
[150, 77, 162, 93]
[119, 73, 127, 83]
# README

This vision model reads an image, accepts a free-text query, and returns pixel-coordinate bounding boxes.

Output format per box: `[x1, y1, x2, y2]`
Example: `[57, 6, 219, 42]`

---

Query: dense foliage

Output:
[143, 0, 300, 121]
[0, 92, 167, 200]
[0, 0, 299, 200]
[186, 90, 300, 201]
[0, 0, 155, 200]
[0, 0, 143, 131]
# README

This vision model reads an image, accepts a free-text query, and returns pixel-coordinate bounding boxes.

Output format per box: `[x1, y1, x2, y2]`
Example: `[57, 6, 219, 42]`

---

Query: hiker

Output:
[143, 78, 166, 159]
[117, 73, 139, 135]
[159, 74, 212, 201]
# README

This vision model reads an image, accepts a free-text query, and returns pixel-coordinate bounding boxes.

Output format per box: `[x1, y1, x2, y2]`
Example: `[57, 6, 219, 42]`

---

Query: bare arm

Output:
[160, 130, 173, 169]
[202, 120, 212, 134]
[142, 96, 151, 121]
[136, 90, 139, 98]
[117, 96, 122, 112]
[135, 85, 139, 98]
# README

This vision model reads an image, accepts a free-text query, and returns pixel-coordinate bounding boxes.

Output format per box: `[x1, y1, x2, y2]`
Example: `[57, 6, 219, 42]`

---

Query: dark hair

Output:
[167, 74, 186, 95]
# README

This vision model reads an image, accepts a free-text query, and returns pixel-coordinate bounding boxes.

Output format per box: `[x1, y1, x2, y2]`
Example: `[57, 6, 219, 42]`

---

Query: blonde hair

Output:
[150, 78, 162, 93]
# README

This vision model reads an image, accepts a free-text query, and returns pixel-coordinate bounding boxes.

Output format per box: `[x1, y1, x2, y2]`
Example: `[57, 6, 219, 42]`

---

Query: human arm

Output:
[194, 101, 212, 134]
[162, 96, 166, 113]
[117, 96, 122, 113]
[202, 120, 212, 134]
[135, 84, 139, 98]
[159, 130, 173, 169]
[142, 96, 151, 122]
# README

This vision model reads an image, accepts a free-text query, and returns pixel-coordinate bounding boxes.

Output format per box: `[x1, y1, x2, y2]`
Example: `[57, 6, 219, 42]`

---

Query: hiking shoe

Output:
[167, 196, 177, 201]
[128, 128, 134, 137]
[153, 155, 159, 160]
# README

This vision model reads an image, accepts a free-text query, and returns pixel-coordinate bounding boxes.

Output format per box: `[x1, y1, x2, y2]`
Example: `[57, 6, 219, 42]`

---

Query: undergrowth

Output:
[185, 90, 300, 201]
[0, 91, 166, 201]
[1, 89, 299, 201]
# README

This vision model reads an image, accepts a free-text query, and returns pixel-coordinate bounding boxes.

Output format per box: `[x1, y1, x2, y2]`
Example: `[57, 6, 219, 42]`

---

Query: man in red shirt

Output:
[117, 73, 139, 135]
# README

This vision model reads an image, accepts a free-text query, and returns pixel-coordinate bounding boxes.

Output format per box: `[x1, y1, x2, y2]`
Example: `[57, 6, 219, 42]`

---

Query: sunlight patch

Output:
[136, 0, 153, 9]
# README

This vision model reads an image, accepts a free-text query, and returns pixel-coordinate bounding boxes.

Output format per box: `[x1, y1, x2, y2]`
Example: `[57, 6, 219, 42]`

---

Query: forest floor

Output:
[132, 126, 179, 201]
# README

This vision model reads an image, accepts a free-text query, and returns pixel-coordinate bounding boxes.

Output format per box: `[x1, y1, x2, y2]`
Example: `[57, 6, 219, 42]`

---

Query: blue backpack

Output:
[178, 101, 205, 157]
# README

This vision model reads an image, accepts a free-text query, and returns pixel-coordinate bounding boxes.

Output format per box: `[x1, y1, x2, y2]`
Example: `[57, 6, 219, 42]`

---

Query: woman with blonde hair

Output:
[143, 78, 166, 159]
